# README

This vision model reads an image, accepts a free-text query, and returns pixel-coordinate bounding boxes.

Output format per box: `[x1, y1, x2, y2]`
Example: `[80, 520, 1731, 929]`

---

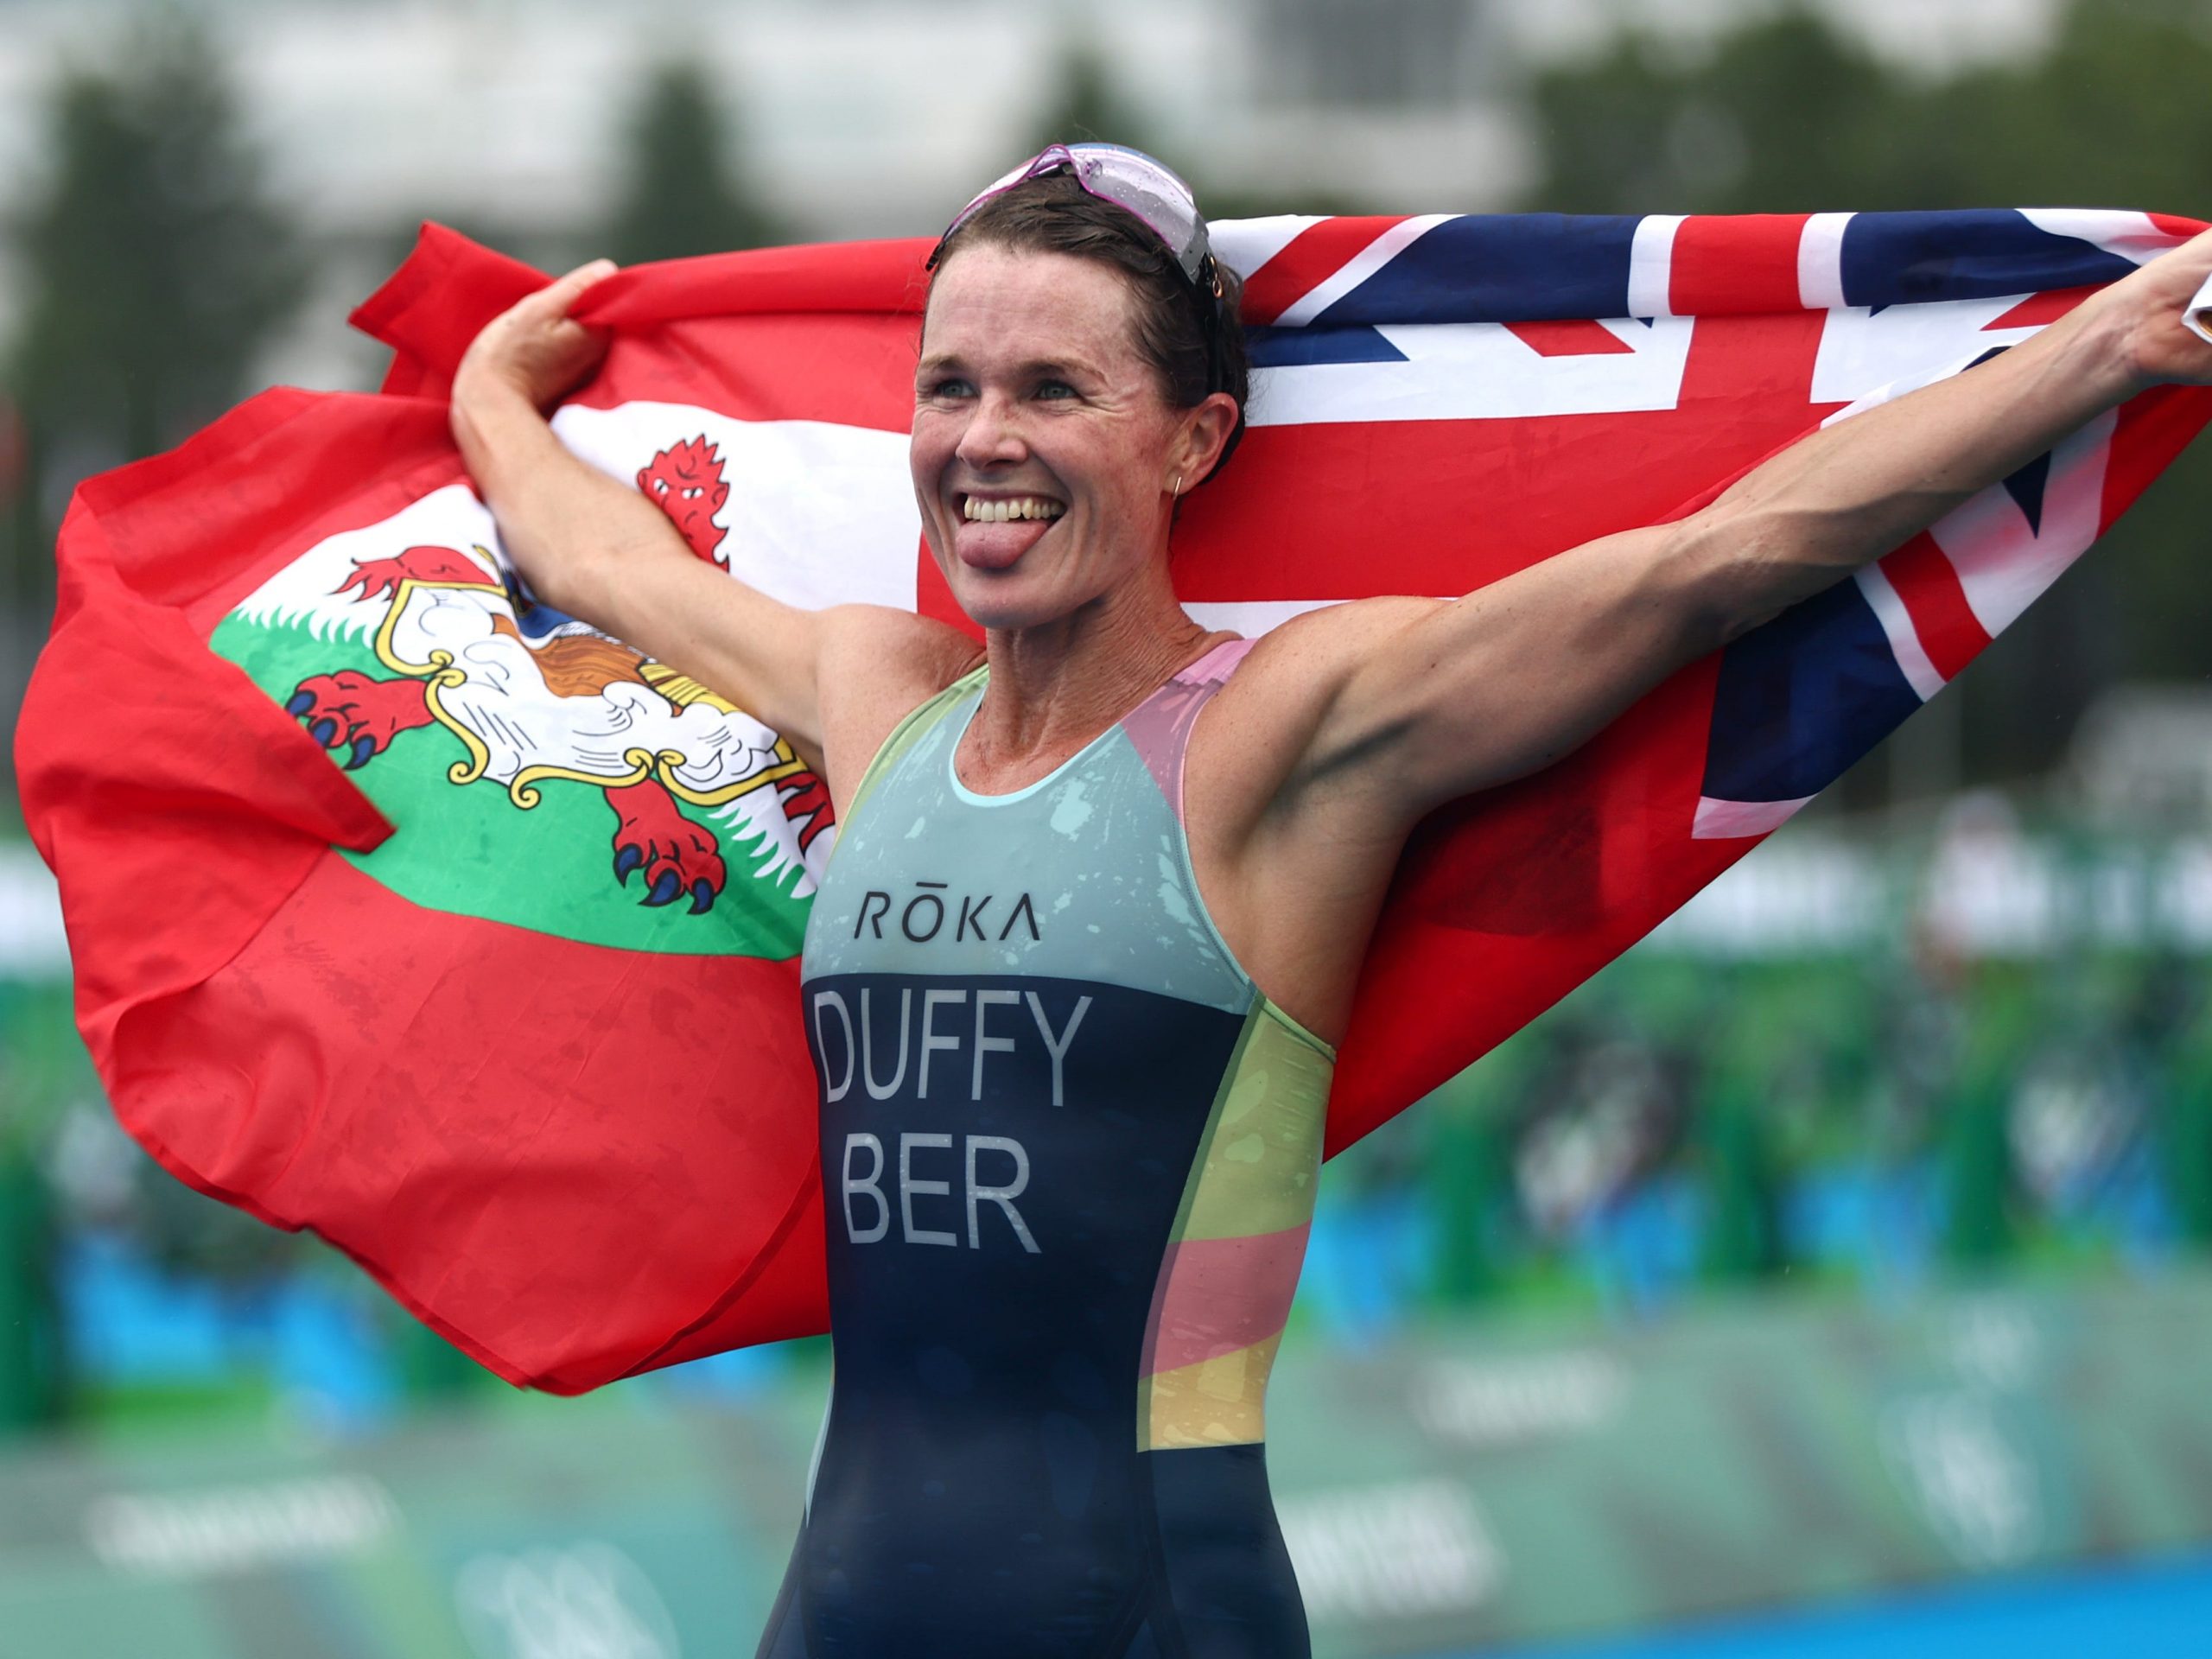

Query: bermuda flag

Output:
[17, 207, 2209, 1391]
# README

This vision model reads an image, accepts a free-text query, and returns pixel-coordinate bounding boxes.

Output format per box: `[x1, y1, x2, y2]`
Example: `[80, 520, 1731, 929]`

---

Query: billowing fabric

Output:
[774, 639, 1325, 1654]
[14, 210, 2211, 1390]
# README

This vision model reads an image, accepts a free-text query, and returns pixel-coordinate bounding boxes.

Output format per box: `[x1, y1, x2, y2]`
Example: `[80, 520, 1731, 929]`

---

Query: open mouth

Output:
[950, 493, 1067, 572]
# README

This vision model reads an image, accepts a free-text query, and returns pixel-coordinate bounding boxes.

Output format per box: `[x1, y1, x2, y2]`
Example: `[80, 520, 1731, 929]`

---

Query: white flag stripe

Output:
[2018, 207, 2183, 267]
[1811, 296, 2048, 410]
[1273, 215, 1457, 329]
[1246, 316, 1694, 428]
[1796, 213, 1854, 311]
[1183, 598, 1344, 637]
[1693, 794, 1813, 841]
[232, 482, 498, 643]
[1853, 563, 1945, 702]
[552, 404, 920, 613]
[1627, 215, 1683, 319]
[1214, 215, 1326, 285]
[1933, 410, 2115, 637]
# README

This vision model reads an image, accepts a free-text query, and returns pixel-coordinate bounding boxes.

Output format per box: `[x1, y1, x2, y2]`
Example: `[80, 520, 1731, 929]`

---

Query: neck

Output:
[966, 557, 1212, 777]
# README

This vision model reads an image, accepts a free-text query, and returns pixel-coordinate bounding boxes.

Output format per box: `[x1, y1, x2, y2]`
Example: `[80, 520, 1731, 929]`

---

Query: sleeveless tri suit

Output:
[760, 638, 1336, 1656]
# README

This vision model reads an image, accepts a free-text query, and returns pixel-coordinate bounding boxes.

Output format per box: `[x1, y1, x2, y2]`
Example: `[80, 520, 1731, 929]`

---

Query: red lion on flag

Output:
[637, 434, 733, 566]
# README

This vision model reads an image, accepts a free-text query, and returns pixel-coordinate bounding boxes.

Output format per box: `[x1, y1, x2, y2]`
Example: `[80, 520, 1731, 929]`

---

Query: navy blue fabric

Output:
[1310, 214, 1642, 327]
[2002, 450, 2052, 536]
[1701, 580, 1924, 806]
[1838, 210, 2141, 309]
[1145, 1443, 1309, 1659]
[762, 970, 1306, 1656]
[758, 1442, 1307, 1659]
[1239, 209, 2145, 329]
[1248, 324, 1408, 368]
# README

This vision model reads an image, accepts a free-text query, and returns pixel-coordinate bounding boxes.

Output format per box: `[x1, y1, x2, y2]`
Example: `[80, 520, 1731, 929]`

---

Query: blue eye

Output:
[925, 377, 974, 400]
[1036, 380, 1075, 400]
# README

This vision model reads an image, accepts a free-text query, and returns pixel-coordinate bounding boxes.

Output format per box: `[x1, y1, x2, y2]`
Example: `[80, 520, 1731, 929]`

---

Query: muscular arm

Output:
[1282, 227, 2212, 825]
[449, 263, 968, 791]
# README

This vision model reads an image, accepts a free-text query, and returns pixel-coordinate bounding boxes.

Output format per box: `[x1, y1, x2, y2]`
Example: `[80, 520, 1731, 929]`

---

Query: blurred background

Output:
[4, 0, 2212, 1654]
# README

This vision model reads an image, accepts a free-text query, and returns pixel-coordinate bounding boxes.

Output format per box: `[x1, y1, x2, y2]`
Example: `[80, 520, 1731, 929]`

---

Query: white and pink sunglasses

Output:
[931, 143, 1219, 293]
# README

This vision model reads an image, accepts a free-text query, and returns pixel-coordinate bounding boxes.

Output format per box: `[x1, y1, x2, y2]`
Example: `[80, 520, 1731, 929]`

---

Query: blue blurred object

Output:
[1574, 1173, 1700, 1317]
[62, 1230, 236, 1382]
[645, 1339, 791, 1398]
[1302, 1189, 1431, 1342]
[1786, 1160, 1944, 1299]
[61, 1230, 397, 1425]
[1452, 1550, 2212, 1659]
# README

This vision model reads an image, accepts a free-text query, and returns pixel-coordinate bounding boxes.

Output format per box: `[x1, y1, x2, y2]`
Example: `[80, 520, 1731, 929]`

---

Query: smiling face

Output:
[913, 245, 1228, 633]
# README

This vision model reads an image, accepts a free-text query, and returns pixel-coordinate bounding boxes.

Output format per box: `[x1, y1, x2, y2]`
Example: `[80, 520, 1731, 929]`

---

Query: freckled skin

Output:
[912, 247, 1200, 638]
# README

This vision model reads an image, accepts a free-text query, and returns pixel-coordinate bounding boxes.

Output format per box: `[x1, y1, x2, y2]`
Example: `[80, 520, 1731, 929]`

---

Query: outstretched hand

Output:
[451, 259, 619, 423]
[2101, 226, 2212, 392]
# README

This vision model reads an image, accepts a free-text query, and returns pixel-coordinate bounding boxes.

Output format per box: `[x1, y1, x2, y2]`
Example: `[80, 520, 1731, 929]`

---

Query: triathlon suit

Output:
[760, 638, 1335, 1658]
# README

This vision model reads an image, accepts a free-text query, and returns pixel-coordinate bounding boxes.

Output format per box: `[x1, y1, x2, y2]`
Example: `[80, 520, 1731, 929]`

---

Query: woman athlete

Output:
[451, 147, 2212, 1656]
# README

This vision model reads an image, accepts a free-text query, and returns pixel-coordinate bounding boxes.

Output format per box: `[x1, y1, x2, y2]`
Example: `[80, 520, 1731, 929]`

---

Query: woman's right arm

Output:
[449, 260, 965, 785]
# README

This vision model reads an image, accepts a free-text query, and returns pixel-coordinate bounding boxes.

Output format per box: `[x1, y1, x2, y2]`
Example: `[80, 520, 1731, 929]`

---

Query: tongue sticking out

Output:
[955, 502, 1064, 571]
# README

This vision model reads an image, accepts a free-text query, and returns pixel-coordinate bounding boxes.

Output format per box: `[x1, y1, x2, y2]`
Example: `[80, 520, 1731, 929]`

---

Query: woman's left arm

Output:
[1295, 227, 2212, 820]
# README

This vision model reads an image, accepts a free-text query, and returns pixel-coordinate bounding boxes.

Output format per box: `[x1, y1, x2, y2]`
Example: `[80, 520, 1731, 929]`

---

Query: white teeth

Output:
[962, 496, 1065, 523]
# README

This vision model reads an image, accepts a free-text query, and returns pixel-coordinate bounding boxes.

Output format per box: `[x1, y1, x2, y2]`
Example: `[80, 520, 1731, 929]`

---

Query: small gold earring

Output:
[1171, 474, 1182, 496]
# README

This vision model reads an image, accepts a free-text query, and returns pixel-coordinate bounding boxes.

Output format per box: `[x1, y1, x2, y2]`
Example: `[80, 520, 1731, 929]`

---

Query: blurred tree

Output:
[1027, 44, 1161, 156]
[1522, 0, 2212, 795]
[602, 60, 779, 264]
[1526, 16, 1920, 219]
[1526, 2, 2212, 227]
[1026, 43, 1374, 230]
[3, 18, 307, 613]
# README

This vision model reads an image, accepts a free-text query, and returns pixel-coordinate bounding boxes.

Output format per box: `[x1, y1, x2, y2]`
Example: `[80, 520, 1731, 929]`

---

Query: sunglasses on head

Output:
[930, 143, 1221, 296]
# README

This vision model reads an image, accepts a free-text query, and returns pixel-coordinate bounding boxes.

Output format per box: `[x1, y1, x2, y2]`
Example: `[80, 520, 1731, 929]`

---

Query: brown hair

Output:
[926, 172, 1250, 485]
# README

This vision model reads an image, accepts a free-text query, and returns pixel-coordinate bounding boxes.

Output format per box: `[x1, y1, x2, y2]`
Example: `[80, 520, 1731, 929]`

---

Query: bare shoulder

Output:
[817, 603, 977, 684]
[1203, 597, 1445, 765]
[1193, 596, 1446, 830]
[1228, 596, 1440, 690]
[1182, 597, 1449, 1039]
[813, 605, 981, 804]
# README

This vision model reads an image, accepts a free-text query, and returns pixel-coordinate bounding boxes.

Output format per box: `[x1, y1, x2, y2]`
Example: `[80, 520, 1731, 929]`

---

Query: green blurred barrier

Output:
[0, 1147, 61, 1432]
[7, 1268, 2212, 1657]
[0, 1389, 822, 1659]
[1273, 1272, 2212, 1651]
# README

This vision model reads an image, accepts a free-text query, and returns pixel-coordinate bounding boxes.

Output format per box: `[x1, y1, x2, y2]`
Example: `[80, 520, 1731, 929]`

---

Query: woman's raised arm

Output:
[1280, 226, 2212, 825]
[448, 261, 964, 789]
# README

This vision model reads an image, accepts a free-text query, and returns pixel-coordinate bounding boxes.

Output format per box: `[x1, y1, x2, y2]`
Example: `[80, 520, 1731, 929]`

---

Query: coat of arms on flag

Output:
[211, 418, 885, 946]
